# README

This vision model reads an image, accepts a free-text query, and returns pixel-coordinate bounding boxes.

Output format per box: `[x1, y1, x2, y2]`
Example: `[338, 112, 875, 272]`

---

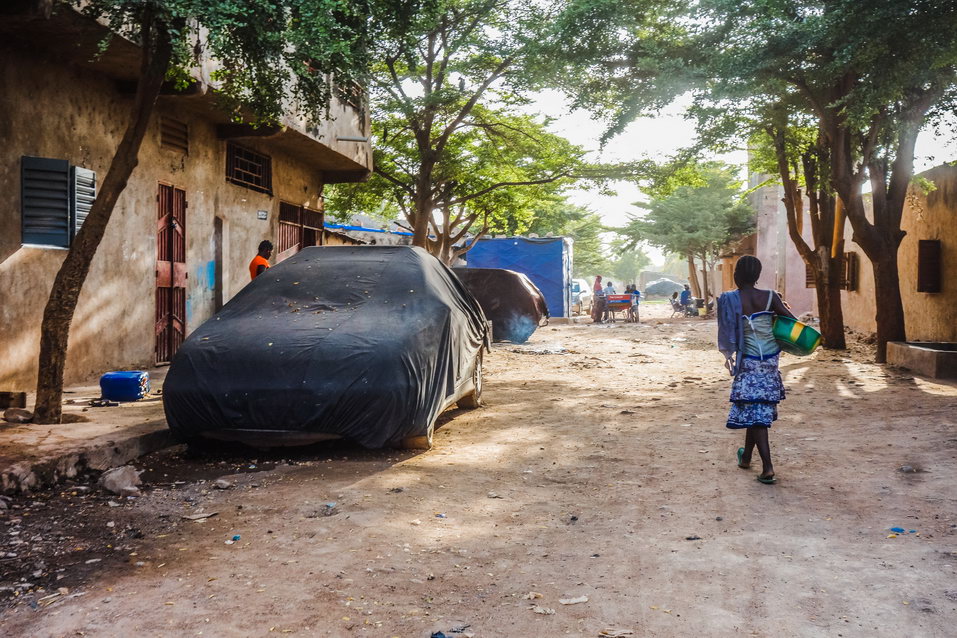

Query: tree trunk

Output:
[686, 255, 701, 298]
[412, 194, 432, 249]
[811, 252, 847, 349]
[698, 258, 710, 304]
[33, 19, 173, 424]
[871, 252, 906, 363]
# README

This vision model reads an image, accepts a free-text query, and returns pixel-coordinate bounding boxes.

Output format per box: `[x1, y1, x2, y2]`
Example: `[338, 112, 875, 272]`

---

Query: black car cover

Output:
[163, 246, 489, 448]
[452, 267, 548, 343]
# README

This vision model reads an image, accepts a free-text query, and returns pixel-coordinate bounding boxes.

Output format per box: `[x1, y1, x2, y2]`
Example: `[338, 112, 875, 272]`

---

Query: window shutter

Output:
[71, 166, 96, 239]
[917, 240, 942, 293]
[21, 156, 71, 247]
[805, 262, 816, 288]
[160, 117, 189, 154]
[843, 252, 858, 292]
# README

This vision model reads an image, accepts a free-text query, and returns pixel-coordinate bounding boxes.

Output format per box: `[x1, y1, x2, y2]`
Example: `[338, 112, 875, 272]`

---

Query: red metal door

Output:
[155, 184, 187, 363]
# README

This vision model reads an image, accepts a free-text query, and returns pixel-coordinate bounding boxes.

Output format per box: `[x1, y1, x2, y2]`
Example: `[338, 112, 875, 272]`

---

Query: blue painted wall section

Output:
[464, 237, 572, 317]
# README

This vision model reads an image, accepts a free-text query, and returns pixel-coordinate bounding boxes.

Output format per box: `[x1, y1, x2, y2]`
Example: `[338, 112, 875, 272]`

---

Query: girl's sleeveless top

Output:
[742, 291, 780, 359]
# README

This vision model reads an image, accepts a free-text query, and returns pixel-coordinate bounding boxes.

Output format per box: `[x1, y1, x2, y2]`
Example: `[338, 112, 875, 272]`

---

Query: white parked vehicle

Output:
[571, 278, 593, 315]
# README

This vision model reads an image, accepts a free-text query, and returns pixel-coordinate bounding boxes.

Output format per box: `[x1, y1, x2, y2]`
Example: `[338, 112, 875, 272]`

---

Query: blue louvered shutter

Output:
[21, 156, 71, 247]
[71, 166, 96, 240]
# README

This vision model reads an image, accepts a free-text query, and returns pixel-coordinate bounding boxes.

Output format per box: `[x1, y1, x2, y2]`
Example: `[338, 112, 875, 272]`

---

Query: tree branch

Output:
[374, 166, 415, 197]
[433, 55, 515, 154]
[447, 172, 569, 206]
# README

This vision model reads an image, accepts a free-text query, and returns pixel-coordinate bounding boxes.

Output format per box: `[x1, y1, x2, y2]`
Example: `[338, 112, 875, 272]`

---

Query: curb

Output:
[0, 420, 174, 495]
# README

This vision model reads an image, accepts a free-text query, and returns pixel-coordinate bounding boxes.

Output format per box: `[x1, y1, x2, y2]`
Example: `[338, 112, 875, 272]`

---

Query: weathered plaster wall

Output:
[0, 50, 363, 391]
[842, 165, 957, 341]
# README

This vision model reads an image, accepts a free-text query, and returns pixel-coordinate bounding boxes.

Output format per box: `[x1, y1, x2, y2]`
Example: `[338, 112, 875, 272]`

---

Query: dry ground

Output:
[2, 304, 957, 637]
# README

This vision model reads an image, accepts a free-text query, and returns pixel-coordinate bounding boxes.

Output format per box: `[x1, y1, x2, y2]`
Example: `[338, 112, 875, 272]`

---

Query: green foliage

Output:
[620, 163, 755, 265]
[608, 244, 651, 286]
[75, 0, 369, 126]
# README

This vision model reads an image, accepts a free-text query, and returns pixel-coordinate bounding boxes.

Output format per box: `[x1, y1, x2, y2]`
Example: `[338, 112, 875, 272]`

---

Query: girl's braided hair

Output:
[733, 255, 762, 288]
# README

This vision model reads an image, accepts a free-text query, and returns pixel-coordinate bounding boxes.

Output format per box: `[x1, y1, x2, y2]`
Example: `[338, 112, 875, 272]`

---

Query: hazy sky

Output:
[530, 90, 957, 267]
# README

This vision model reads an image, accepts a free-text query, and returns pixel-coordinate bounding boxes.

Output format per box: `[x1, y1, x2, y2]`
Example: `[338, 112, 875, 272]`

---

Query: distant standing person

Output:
[628, 285, 641, 323]
[602, 281, 616, 321]
[717, 255, 796, 485]
[249, 240, 273, 281]
[591, 276, 605, 323]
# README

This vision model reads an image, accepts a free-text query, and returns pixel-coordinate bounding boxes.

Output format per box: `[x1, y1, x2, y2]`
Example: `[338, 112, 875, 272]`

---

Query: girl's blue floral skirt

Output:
[727, 353, 785, 429]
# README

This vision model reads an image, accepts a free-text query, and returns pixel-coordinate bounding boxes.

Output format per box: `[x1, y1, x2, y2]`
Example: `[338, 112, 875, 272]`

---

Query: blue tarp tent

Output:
[464, 237, 572, 317]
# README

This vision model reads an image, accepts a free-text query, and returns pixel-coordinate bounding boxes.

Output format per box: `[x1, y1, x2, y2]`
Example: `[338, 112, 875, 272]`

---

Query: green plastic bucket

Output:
[772, 316, 822, 356]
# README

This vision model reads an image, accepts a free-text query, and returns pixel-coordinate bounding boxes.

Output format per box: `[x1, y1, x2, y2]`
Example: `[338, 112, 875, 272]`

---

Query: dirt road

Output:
[3, 305, 957, 637]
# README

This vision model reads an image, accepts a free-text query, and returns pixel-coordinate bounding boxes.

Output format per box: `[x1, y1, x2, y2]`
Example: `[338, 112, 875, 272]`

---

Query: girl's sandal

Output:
[756, 475, 777, 484]
[736, 447, 750, 469]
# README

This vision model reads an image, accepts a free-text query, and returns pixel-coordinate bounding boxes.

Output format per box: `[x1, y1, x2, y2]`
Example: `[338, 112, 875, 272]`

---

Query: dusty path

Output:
[3, 305, 957, 637]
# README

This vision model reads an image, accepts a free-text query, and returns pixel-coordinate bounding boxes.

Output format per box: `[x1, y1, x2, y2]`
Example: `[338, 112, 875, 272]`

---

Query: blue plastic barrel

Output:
[99, 371, 150, 402]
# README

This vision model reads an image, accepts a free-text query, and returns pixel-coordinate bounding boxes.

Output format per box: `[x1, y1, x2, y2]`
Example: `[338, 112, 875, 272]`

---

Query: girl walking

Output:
[717, 256, 796, 484]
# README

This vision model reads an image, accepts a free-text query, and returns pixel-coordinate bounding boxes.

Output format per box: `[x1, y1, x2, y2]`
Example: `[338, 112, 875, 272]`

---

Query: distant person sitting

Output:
[249, 240, 273, 281]
[680, 284, 693, 312]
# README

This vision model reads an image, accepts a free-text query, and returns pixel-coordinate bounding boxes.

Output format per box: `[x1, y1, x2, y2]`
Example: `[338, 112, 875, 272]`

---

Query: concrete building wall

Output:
[0, 49, 365, 390]
[748, 176, 816, 316]
[842, 165, 957, 341]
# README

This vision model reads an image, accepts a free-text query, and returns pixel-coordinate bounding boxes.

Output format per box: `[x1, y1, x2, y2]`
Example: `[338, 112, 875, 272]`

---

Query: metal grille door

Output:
[155, 184, 187, 363]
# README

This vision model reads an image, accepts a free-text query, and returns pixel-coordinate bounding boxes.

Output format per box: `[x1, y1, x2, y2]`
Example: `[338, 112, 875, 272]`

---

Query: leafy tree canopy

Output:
[620, 162, 754, 264]
[331, 0, 630, 261]
[326, 107, 588, 260]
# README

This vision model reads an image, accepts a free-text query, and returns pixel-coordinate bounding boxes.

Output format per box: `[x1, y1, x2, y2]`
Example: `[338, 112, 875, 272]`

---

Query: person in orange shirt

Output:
[249, 240, 273, 281]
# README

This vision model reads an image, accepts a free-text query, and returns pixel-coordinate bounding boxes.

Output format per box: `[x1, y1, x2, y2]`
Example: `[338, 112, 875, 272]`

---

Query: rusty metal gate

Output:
[155, 183, 187, 363]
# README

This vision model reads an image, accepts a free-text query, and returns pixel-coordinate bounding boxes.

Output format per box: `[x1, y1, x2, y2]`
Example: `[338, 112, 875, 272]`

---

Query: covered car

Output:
[452, 267, 548, 343]
[163, 246, 489, 449]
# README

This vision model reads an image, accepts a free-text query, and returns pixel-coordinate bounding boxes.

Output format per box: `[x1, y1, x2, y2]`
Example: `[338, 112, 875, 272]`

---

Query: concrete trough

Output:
[887, 341, 957, 379]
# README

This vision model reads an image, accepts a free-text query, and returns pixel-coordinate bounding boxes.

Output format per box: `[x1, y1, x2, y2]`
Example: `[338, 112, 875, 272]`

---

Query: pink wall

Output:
[748, 175, 816, 316]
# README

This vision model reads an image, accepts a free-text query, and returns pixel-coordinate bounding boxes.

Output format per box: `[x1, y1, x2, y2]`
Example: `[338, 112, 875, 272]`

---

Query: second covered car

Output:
[452, 267, 548, 343]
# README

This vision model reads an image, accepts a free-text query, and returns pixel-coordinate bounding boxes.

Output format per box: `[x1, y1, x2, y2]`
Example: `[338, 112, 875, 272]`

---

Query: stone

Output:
[213, 478, 234, 490]
[2, 408, 33, 424]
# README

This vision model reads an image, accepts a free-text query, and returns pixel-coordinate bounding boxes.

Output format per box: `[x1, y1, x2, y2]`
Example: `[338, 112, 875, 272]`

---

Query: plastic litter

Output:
[529, 605, 555, 615]
[182, 511, 219, 521]
[99, 466, 142, 497]
[889, 527, 905, 533]
[559, 595, 588, 605]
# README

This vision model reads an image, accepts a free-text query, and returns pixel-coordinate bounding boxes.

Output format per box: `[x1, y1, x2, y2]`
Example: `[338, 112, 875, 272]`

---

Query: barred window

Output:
[277, 202, 324, 260]
[226, 142, 272, 195]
